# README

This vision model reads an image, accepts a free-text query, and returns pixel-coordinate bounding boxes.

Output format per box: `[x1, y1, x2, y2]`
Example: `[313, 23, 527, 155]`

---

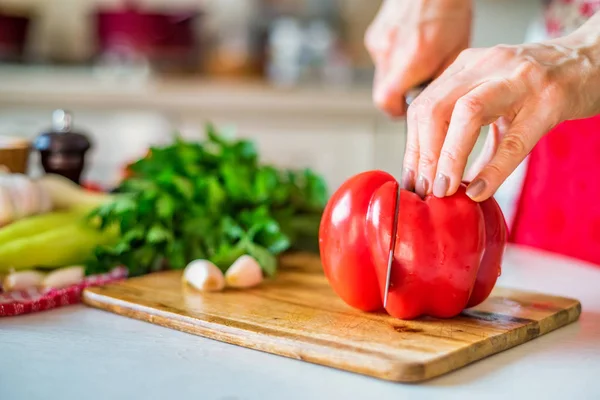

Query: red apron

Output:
[509, 115, 600, 266]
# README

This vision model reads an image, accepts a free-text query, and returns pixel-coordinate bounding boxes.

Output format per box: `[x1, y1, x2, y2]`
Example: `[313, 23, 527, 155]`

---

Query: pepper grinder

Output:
[33, 109, 92, 185]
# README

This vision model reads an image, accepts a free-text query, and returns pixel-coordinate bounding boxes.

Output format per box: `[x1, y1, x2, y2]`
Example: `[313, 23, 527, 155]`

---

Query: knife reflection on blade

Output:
[383, 184, 400, 308]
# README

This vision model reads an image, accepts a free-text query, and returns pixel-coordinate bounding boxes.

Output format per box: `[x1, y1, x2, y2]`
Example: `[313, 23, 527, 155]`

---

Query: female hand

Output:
[365, 0, 472, 117]
[404, 14, 600, 201]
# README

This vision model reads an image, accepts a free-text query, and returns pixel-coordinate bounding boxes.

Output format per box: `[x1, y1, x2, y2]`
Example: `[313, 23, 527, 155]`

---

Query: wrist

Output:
[549, 15, 600, 119]
[560, 14, 600, 63]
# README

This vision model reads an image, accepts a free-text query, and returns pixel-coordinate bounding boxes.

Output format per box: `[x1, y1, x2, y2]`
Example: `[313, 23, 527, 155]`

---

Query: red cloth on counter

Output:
[0, 267, 128, 317]
[509, 114, 600, 266]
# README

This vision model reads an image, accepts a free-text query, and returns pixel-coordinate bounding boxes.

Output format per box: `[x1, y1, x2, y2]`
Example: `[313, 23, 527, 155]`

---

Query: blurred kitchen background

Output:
[0, 0, 543, 212]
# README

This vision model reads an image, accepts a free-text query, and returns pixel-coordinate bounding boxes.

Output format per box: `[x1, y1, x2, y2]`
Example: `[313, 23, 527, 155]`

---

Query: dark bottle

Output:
[33, 109, 92, 184]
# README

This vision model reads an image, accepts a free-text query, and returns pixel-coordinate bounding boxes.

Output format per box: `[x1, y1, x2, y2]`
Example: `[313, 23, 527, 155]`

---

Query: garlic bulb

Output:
[9, 174, 41, 218]
[0, 173, 52, 224]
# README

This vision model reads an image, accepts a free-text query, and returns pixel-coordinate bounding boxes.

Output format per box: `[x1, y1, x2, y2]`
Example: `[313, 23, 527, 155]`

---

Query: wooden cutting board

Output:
[82, 252, 581, 383]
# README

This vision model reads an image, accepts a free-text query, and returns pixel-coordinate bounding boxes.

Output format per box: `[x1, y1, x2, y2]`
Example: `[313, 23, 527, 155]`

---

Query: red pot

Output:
[95, 3, 202, 68]
[0, 12, 30, 62]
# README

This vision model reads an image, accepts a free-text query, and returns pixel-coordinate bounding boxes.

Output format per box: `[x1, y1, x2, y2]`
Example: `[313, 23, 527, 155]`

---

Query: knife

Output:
[405, 80, 431, 106]
[383, 80, 431, 308]
[383, 184, 400, 308]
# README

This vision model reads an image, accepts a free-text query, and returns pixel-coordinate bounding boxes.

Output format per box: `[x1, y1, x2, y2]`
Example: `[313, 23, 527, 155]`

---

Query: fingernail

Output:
[416, 175, 429, 198]
[401, 168, 415, 191]
[466, 179, 487, 200]
[432, 173, 449, 198]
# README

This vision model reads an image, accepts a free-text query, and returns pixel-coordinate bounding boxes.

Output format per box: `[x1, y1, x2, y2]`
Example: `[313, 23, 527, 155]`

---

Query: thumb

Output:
[465, 113, 548, 202]
[464, 122, 501, 182]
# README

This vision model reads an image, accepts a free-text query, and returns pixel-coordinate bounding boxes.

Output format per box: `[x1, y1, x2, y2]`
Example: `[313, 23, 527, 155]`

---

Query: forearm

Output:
[577, 11, 600, 32]
[564, 12, 600, 59]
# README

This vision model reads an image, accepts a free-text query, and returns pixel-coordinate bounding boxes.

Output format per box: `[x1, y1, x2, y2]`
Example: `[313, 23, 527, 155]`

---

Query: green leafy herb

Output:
[85, 124, 328, 277]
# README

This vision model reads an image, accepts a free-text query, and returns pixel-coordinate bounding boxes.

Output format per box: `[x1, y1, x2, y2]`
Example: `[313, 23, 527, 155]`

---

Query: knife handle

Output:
[405, 80, 432, 106]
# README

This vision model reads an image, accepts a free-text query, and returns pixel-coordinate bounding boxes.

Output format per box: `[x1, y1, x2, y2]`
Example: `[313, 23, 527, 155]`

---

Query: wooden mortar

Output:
[0, 136, 31, 173]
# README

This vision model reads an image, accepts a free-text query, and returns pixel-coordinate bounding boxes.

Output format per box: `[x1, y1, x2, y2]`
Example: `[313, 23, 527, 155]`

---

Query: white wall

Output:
[472, 0, 542, 46]
[0, 0, 543, 63]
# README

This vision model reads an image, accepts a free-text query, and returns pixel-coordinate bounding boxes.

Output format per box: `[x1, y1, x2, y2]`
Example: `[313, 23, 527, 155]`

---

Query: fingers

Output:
[408, 68, 487, 198]
[365, 3, 400, 114]
[434, 80, 521, 197]
[366, 5, 473, 118]
[465, 110, 550, 202]
[364, 1, 396, 64]
[374, 46, 434, 117]
[415, 99, 449, 197]
[365, 24, 395, 68]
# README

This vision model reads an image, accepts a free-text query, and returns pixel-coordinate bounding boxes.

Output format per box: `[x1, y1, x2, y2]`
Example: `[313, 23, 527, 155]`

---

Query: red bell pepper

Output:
[318, 170, 507, 320]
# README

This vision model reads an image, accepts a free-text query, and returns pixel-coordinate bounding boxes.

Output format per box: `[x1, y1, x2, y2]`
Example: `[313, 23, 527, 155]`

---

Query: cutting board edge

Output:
[81, 286, 582, 383]
[423, 298, 582, 380]
[489, 285, 582, 305]
[82, 288, 431, 383]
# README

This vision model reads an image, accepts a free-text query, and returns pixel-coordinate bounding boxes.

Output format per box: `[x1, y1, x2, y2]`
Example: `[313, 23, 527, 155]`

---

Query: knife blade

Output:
[383, 183, 400, 308]
[383, 80, 432, 308]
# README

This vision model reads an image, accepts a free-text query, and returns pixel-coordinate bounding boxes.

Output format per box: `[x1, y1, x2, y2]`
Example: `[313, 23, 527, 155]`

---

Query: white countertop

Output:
[2, 244, 600, 400]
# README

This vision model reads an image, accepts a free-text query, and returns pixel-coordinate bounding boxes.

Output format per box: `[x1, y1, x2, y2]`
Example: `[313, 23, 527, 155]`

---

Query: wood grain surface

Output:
[82, 252, 582, 383]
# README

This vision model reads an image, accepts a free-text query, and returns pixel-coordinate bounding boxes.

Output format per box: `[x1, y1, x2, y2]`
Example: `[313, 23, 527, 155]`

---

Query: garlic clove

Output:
[0, 174, 20, 218]
[225, 255, 264, 288]
[0, 184, 15, 227]
[183, 259, 225, 292]
[2, 270, 46, 291]
[42, 266, 85, 289]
